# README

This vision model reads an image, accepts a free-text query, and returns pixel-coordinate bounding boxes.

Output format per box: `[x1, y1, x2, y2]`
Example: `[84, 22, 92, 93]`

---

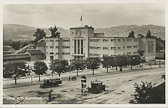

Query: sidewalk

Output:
[3, 64, 164, 89]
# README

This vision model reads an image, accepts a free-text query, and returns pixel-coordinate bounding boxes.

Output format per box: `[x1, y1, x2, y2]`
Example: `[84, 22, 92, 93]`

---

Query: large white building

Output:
[45, 25, 156, 61]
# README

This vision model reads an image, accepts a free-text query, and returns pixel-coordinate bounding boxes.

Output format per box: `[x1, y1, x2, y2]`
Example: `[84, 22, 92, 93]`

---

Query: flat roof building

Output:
[45, 25, 156, 61]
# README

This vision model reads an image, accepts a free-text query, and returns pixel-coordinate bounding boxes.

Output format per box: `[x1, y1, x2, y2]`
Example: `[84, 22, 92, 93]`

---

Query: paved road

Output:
[3, 66, 165, 104]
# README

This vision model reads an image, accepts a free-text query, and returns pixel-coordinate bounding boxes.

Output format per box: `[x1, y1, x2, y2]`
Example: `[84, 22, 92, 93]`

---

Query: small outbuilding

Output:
[25, 49, 44, 61]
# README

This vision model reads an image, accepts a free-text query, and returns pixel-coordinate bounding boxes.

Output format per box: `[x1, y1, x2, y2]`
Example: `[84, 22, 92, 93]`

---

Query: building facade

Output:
[45, 25, 156, 61]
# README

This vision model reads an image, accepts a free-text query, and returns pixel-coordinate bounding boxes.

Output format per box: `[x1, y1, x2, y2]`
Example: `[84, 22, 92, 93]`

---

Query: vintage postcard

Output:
[0, 0, 167, 107]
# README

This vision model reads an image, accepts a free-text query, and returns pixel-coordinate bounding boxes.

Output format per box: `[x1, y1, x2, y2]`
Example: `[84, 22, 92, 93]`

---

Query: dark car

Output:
[40, 77, 62, 88]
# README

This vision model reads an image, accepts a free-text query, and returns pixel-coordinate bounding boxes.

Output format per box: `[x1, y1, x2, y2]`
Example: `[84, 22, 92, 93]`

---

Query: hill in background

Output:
[3, 24, 165, 41]
[95, 25, 165, 40]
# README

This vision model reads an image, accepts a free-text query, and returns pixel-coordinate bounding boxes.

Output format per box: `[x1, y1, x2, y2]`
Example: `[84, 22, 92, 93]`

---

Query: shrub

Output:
[130, 81, 157, 103]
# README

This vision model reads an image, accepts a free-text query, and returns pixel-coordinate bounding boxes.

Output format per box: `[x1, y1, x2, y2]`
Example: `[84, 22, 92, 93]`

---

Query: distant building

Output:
[45, 25, 156, 61]
[3, 46, 15, 55]
[25, 49, 44, 61]
[3, 54, 30, 63]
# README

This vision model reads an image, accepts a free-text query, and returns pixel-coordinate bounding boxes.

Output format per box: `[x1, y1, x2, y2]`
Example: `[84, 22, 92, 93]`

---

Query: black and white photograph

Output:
[1, 0, 167, 106]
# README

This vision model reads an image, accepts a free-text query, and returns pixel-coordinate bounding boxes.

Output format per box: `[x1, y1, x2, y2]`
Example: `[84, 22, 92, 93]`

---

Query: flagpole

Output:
[80, 15, 83, 27]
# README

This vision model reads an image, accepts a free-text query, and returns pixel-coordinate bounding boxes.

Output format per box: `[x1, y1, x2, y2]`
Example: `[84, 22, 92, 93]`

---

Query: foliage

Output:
[3, 62, 29, 84]
[70, 59, 86, 76]
[50, 59, 68, 77]
[146, 30, 152, 38]
[128, 55, 141, 69]
[86, 57, 101, 75]
[115, 55, 128, 71]
[102, 56, 113, 73]
[128, 31, 135, 38]
[33, 61, 48, 81]
[33, 28, 46, 45]
[49, 26, 60, 38]
[130, 81, 165, 103]
[3, 40, 31, 50]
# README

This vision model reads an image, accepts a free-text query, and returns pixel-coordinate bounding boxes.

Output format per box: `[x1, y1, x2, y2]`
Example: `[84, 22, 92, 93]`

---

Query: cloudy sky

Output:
[3, 3, 165, 29]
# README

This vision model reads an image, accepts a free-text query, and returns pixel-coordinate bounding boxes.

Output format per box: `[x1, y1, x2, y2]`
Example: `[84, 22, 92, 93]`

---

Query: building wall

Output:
[139, 38, 156, 61]
[30, 54, 44, 61]
[45, 25, 156, 61]
[45, 37, 70, 61]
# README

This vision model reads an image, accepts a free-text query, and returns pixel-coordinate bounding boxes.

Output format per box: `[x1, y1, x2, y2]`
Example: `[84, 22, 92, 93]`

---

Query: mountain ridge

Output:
[3, 24, 165, 41]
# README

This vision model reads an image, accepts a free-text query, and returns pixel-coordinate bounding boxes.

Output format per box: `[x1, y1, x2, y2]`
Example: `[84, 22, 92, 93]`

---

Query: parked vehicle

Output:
[40, 77, 62, 88]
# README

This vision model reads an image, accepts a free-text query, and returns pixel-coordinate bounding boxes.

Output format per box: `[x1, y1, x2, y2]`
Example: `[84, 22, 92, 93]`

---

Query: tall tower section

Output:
[70, 25, 94, 60]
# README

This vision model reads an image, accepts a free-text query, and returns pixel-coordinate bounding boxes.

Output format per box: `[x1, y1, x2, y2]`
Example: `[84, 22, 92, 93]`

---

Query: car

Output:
[40, 77, 62, 88]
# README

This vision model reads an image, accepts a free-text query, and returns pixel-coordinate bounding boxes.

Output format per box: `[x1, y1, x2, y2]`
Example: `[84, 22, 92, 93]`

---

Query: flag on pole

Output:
[80, 15, 82, 21]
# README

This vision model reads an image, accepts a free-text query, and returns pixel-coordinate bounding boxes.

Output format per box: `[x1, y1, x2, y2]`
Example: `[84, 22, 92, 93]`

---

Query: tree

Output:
[146, 30, 152, 38]
[115, 55, 128, 71]
[50, 59, 68, 77]
[130, 81, 161, 103]
[86, 57, 101, 75]
[33, 28, 46, 45]
[128, 31, 135, 38]
[33, 61, 48, 81]
[128, 55, 141, 70]
[49, 26, 60, 38]
[70, 59, 86, 77]
[102, 56, 113, 73]
[3, 62, 29, 84]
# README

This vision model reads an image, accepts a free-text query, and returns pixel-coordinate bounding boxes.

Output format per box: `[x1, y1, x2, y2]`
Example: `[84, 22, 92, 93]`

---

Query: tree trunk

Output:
[116, 67, 117, 70]
[120, 67, 122, 71]
[14, 76, 17, 84]
[93, 69, 94, 75]
[59, 74, 61, 77]
[52, 71, 53, 77]
[131, 65, 132, 70]
[77, 68, 78, 77]
[39, 75, 40, 81]
[107, 66, 108, 73]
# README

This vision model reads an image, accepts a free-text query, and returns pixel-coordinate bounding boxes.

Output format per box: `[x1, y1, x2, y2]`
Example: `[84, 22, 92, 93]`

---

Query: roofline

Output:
[70, 27, 94, 29]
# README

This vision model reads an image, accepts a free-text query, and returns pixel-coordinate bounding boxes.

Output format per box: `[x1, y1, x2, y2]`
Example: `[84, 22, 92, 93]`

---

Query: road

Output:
[3, 65, 165, 104]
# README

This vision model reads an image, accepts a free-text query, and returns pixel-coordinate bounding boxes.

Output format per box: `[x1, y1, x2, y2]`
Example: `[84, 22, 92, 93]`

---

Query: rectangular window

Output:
[103, 39, 108, 42]
[74, 39, 76, 54]
[133, 45, 138, 48]
[62, 52, 70, 55]
[50, 52, 54, 54]
[111, 47, 116, 50]
[111, 39, 116, 42]
[127, 46, 132, 48]
[118, 39, 121, 42]
[103, 47, 108, 50]
[55, 46, 60, 48]
[62, 46, 70, 48]
[50, 46, 53, 48]
[81, 39, 83, 54]
[78, 39, 80, 54]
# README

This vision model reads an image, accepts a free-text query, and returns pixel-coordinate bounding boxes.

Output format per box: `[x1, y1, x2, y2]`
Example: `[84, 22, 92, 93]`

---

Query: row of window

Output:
[48, 52, 70, 55]
[89, 38, 137, 42]
[89, 52, 138, 56]
[89, 45, 138, 50]
[46, 40, 70, 42]
[46, 46, 70, 49]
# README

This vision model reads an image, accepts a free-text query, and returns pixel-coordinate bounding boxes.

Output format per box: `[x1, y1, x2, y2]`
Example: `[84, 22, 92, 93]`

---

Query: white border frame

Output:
[0, 0, 167, 108]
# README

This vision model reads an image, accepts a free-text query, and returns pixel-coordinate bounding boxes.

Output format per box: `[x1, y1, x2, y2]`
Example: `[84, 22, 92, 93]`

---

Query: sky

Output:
[3, 3, 165, 29]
